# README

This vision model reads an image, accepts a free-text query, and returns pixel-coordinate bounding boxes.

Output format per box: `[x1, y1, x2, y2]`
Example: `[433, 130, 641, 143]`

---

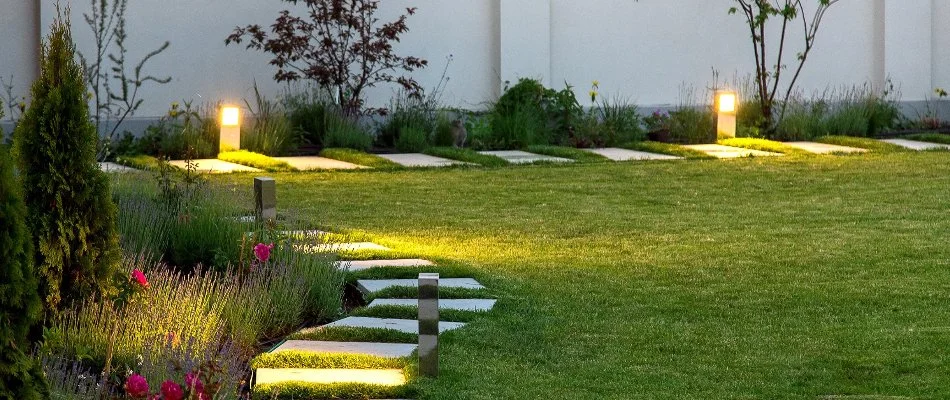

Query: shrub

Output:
[13, 11, 121, 312]
[0, 147, 49, 398]
[284, 87, 335, 149]
[431, 113, 456, 147]
[324, 114, 373, 151]
[378, 91, 433, 148]
[137, 101, 219, 159]
[597, 95, 644, 145]
[242, 85, 297, 156]
[669, 107, 716, 144]
[396, 126, 430, 153]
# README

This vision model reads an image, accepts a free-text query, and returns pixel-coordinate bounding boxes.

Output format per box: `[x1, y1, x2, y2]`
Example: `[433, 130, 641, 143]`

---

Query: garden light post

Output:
[419, 273, 440, 378]
[254, 177, 276, 223]
[716, 91, 738, 138]
[220, 105, 241, 152]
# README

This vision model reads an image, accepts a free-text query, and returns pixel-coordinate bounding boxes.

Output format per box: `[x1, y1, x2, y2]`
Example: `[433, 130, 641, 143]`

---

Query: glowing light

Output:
[221, 106, 240, 127]
[254, 368, 407, 386]
[716, 90, 738, 138]
[718, 92, 737, 114]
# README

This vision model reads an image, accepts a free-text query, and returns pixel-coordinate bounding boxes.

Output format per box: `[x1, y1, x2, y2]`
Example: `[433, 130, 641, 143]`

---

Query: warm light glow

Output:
[718, 92, 737, 114]
[255, 368, 407, 386]
[221, 106, 240, 127]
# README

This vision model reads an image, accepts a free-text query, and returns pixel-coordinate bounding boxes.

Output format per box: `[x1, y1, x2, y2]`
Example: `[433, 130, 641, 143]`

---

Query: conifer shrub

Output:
[13, 10, 121, 312]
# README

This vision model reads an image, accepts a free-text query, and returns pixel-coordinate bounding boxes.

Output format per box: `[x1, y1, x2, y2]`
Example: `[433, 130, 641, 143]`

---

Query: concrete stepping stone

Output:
[272, 340, 417, 358]
[368, 298, 496, 312]
[377, 153, 467, 167]
[98, 162, 138, 173]
[168, 159, 261, 173]
[323, 317, 465, 334]
[255, 368, 406, 386]
[583, 148, 682, 161]
[682, 144, 783, 158]
[357, 278, 484, 294]
[335, 259, 434, 272]
[273, 156, 368, 170]
[478, 150, 573, 164]
[880, 138, 950, 151]
[296, 242, 391, 253]
[785, 142, 868, 154]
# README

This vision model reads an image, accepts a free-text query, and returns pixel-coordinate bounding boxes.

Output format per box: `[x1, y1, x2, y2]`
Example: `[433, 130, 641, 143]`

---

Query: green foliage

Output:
[242, 84, 297, 156]
[13, 12, 121, 312]
[395, 126, 430, 153]
[319, 148, 402, 169]
[136, 101, 219, 159]
[0, 148, 49, 399]
[289, 326, 417, 343]
[524, 145, 609, 163]
[284, 87, 335, 148]
[669, 107, 716, 144]
[622, 141, 715, 159]
[485, 106, 547, 149]
[323, 114, 373, 151]
[487, 78, 584, 148]
[218, 150, 297, 172]
[366, 286, 489, 302]
[596, 95, 645, 145]
[115, 154, 164, 171]
[816, 135, 909, 153]
[424, 147, 508, 167]
[351, 305, 482, 323]
[904, 133, 950, 145]
[432, 113, 456, 147]
[718, 138, 811, 156]
[252, 351, 409, 370]
[253, 381, 417, 400]
[378, 91, 433, 148]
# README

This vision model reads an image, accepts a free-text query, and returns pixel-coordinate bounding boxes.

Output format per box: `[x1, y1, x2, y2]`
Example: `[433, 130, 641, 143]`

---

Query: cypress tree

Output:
[0, 147, 49, 398]
[13, 8, 121, 313]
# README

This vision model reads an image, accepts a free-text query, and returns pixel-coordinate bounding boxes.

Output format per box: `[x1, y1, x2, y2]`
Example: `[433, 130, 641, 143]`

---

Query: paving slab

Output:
[377, 153, 467, 168]
[785, 142, 868, 154]
[255, 368, 406, 386]
[368, 298, 496, 312]
[357, 278, 484, 294]
[98, 162, 138, 173]
[583, 148, 682, 161]
[682, 144, 783, 158]
[335, 259, 434, 272]
[168, 159, 261, 173]
[323, 317, 465, 334]
[478, 150, 574, 164]
[880, 138, 950, 151]
[272, 340, 416, 358]
[296, 242, 391, 253]
[273, 156, 368, 170]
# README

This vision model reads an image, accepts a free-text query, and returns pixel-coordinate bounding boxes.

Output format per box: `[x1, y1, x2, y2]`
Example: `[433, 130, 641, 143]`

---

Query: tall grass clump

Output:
[242, 83, 297, 156]
[771, 82, 900, 140]
[284, 85, 337, 149]
[324, 113, 373, 151]
[136, 101, 220, 159]
[668, 84, 716, 144]
[378, 90, 433, 149]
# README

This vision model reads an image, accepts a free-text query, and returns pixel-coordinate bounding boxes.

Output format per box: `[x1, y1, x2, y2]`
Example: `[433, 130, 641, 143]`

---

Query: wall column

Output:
[883, 0, 933, 100]
[499, 0, 551, 88]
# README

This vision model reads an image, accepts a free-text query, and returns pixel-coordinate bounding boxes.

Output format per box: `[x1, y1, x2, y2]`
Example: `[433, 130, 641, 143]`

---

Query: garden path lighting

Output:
[716, 91, 737, 138]
[220, 105, 241, 152]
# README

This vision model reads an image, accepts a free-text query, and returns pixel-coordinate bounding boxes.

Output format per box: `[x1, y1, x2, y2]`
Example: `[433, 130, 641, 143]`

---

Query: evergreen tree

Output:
[0, 147, 49, 399]
[13, 8, 120, 313]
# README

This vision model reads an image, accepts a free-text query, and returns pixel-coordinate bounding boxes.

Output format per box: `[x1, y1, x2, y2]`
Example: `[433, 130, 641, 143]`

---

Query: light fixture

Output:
[220, 105, 241, 152]
[716, 90, 737, 138]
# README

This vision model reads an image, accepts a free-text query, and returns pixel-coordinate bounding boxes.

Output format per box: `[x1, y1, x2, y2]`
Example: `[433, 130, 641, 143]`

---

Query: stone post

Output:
[418, 273, 439, 378]
[254, 177, 276, 222]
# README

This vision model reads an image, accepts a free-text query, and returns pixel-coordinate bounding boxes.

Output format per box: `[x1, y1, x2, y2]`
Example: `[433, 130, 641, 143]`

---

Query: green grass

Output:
[218, 150, 297, 172]
[424, 147, 509, 167]
[350, 305, 483, 323]
[622, 140, 715, 159]
[252, 351, 409, 369]
[115, 154, 165, 171]
[288, 326, 417, 344]
[817, 135, 910, 153]
[524, 145, 611, 163]
[365, 286, 491, 302]
[718, 138, 812, 156]
[253, 381, 417, 400]
[212, 152, 950, 398]
[904, 132, 950, 145]
[320, 148, 402, 169]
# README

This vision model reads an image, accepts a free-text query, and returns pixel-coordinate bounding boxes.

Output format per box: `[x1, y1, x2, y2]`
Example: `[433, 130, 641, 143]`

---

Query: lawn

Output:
[215, 152, 950, 398]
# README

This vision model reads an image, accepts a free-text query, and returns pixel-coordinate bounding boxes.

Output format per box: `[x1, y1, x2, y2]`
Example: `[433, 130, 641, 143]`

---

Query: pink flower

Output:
[253, 243, 274, 263]
[124, 374, 150, 399]
[160, 380, 184, 400]
[184, 372, 204, 394]
[131, 269, 149, 288]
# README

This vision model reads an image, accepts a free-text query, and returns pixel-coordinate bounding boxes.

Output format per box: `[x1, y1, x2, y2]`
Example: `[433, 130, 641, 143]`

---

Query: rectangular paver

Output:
[785, 142, 868, 154]
[296, 242, 391, 253]
[682, 144, 783, 158]
[98, 162, 138, 173]
[335, 259, 435, 272]
[272, 340, 417, 358]
[168, 159, 261, 173]
[323, 317, 465, 334]
[880, 138, 950, 151]
[583, 148, 682, 161]
[368, 298, 496, 312]
[255, 368, 406, 386]
[357, 278, 484, 294]
[377, 153, 467, 168]
[274, 156, 368, 170]
[479, 150, 573, 164]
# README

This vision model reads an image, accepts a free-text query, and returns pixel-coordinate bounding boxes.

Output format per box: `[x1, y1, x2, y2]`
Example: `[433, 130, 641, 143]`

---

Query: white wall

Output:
[0, 0, 947, 119]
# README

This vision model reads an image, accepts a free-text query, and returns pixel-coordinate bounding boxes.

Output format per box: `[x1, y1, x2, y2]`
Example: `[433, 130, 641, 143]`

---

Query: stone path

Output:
[255, 368, 406, 386]
[335, 259, 434, 272]
[583, 148, 682, 161]
[98, 162, 138, 173]
[357, 278, 485, 295]
[324, 317, 466, 334]
[785, 142, 868, 154]
[479, 150, 573, 164]
[880, 138, 950, 151]
[377, 153, 468, 168]
[273, 340, 417, 358]
[274, 156, 367, 171]
[368, 298, 496, 312]
[168, 159, 261, 173]
[683, 144, 783, 158]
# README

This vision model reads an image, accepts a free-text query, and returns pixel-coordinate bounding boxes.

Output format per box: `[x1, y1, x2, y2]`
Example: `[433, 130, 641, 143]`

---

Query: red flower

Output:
[160, 380, 184, 400]
[253, 243, 274, 263]
[131, 269, 149, 288]
[184, 372, 204, 395]
[124, 374, 150, 399]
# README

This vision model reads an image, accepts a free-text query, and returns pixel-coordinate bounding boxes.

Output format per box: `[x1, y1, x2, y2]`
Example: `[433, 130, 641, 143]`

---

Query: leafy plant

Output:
[242, 83, 297, 156]
[396, 126, 430, 153]
[669, 107, 716, 144]
[137, 101, 219, 159]
[283, 86, 336, 149]
[324, 114, 373, 151]
[377, 90, 434, 148]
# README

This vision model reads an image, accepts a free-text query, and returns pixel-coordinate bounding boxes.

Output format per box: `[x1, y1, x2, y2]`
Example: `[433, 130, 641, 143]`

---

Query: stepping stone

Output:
[272, 340, 417, 358]
[478, 150, 573, 164]
[335, 259, 434, 272]
[323, 317, 465, 334]
[785, 142, 868, 154]
[357, 278, 484, 294]
[376, 153, 467, 168]
[368, 298, 496, 312]
[682, 144, 783, 158]
[168, 159, 262, 173]
[296, 242, 391, 253]
[98, 162, 138, 173]
[273, 156, 368, 171]
[880, 138, 950, 151]
[255, 368, 406, 386]
[583, 148, 682, 161]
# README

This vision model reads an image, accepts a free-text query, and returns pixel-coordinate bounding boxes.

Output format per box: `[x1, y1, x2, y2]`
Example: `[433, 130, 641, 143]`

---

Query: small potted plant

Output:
[644, 110, 672, 142]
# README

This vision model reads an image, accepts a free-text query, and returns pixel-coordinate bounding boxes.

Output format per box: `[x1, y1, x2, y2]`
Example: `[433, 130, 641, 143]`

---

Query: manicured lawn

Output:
[214, 152, 950, 398]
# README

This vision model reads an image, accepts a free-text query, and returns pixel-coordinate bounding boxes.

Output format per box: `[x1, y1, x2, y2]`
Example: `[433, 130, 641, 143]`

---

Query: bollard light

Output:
[716, 91, 738, 138]
[220, 105, 241, 152]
